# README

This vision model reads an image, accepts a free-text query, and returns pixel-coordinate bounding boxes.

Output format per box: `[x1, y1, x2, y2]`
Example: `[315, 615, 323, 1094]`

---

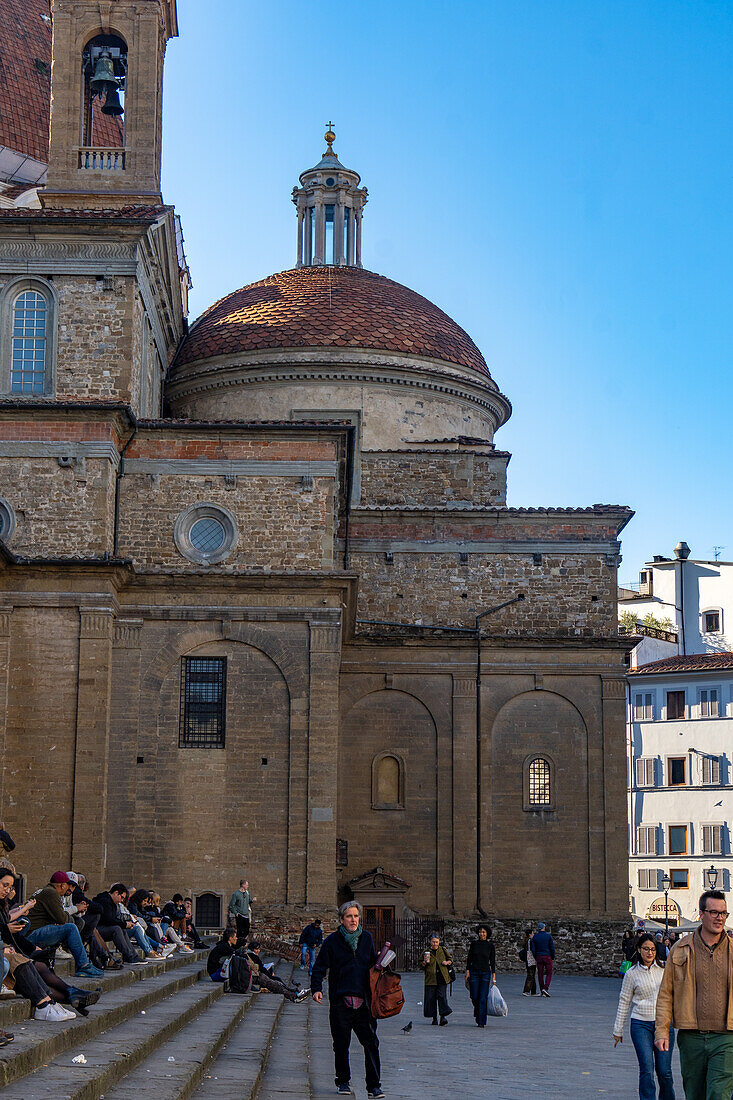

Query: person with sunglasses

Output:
[655, 888, 733, 1098]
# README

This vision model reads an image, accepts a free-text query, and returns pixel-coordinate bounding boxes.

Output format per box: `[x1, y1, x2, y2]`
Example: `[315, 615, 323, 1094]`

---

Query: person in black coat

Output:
[465, 924, 496, 1028]
[207, 928, 237, 981]
[92, 884, 137, 963]
[311, 901, 384, 1099]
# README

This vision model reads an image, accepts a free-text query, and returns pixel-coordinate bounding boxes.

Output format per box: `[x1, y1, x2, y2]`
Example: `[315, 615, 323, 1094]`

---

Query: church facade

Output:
[0, 0, 632, 931]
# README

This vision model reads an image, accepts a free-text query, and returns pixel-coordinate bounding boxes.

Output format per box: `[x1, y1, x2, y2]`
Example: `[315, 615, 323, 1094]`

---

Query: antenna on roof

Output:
[713, 546, 725, 561]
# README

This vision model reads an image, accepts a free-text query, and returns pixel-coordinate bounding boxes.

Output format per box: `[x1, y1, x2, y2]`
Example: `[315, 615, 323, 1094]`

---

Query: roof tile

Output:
[630, 652, 733, 675]
[175, 266, 494, 378]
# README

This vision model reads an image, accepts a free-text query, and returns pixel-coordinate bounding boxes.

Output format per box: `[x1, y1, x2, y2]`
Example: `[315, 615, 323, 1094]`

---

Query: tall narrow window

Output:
[701, 824, 723, 855]
[637, 825, 657, 855]
[343, 208, 351, 261]
[700, 689, 719, 717]
[635, 757, 657, 787]
[702, 756, 721, 785]
[666, 691, 685, 720]
[668, 824, 688, 855]
[11, 291, 47, 393]
[667, 757, 686, 786]
[324, 205, 335, 264]
[528, 758, 551, 805]
[634, 692, 654, 720]
[179, 657, 226, 748]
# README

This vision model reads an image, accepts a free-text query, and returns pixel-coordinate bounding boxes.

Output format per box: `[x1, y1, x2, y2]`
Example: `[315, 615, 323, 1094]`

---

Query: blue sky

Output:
[161, 1, 733, 582]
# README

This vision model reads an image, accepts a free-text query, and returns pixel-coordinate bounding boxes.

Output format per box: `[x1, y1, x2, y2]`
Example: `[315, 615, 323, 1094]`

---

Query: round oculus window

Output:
[173, 503, 238, 565]
[0, 498, 16, 543]
[189, 517, 226, 554]
[325, 177, 336, 186]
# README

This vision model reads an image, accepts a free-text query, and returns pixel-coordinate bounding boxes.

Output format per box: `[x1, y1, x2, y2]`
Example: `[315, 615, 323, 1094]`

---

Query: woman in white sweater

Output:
[612, 933, 676, 1100]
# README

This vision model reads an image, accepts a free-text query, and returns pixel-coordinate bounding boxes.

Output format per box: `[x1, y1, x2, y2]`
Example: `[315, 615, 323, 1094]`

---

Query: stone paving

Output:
[263, 969, 685, 1099]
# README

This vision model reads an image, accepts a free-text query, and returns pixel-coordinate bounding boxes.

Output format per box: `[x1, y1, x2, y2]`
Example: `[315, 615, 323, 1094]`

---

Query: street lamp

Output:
[705, 864, 720, 890]
[661, 873, 671, 935]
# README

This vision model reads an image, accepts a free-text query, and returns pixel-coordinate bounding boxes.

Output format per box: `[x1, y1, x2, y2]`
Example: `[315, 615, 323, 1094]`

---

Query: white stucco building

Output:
[620, 541, 733, 659]
[627, 653, 733, 924]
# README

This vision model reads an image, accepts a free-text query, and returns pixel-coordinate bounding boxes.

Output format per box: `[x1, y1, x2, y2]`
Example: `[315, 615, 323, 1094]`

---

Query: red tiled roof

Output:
[631, 652, 733, 675]
[174, 266, 495, 378]
[0, 0, 122, 166]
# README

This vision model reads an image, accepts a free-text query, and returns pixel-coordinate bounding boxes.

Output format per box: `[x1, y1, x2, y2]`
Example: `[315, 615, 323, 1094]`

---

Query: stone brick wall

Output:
[360, 451, 508, 507]
[55, 275, 134, 402]
[0, 455, 116, 557]
[438, 917, 631, 977]
[353, 551, 617, 637]
[117, 472, 336, 570]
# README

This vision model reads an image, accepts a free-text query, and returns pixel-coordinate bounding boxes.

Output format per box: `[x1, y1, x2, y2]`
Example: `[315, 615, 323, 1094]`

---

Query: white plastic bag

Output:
[487, 983, 508, 1017]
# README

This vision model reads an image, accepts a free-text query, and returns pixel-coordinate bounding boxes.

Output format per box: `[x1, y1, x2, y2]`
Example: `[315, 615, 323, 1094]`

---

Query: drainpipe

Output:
[113, 409, 139, 558]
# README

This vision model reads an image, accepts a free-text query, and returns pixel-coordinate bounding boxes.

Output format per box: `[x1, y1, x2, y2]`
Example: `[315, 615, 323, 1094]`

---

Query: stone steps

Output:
[0, 953, 210, 1093]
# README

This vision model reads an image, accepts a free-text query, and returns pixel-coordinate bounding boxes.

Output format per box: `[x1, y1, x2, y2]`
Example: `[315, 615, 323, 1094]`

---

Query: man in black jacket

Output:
[93, 883, 138, 964]
[311, 901, 384, 1099]
[207, 928, 237, 982]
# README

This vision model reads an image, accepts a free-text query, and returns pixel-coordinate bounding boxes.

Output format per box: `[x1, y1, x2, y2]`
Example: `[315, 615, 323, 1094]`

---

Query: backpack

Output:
[228, 952, 253, 995]
[369, 965, 405, 1019]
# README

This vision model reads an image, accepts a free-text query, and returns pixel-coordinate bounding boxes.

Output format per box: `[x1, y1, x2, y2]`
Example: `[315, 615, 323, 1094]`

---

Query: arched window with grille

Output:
[523, 754, 555, 811]
[1, 277, 57, 396]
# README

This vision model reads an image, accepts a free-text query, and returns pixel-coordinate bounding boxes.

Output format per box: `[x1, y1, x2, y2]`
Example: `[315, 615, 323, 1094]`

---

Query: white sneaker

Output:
[161, 945, 177, 958]
[179, 944, 193, 953]
[34, 1003, 71, 1022]
[56, 1004, 77, 1020]
[55, 949, 73, 960]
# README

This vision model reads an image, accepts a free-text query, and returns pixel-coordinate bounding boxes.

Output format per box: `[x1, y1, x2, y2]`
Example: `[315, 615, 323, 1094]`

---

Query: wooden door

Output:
[363, 905, 395, 951]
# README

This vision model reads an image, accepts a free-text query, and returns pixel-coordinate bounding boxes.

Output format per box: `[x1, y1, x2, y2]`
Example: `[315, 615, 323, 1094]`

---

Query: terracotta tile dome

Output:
[175, 266, 495, 380]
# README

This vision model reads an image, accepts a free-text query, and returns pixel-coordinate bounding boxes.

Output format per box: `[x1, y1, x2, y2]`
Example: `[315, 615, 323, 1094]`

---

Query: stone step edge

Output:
[245, 965, 293, 1100]
[0, 948, 210, 1028]
[15, 980, 224, 1100]
[105, 989, 258, 1100]
[0, 960, 209, 1090]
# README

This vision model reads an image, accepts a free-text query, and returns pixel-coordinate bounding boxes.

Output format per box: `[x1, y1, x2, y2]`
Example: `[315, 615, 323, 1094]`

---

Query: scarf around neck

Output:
[339, 922, 363, 953]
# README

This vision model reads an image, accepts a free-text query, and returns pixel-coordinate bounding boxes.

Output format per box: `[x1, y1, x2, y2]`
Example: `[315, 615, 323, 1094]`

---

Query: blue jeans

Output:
[26, 922, 89, 969]
[128, 923, 156, 955]
[1, 955, 8, 984]
[301, 944, 316, 972]
[630, 1018, 676, 1100]
[469, 972, 492, 1026]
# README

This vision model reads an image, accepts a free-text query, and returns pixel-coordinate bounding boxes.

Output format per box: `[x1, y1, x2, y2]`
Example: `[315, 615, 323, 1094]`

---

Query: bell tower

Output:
[43, 0, 178, 208]
[292, 126, 368, 267]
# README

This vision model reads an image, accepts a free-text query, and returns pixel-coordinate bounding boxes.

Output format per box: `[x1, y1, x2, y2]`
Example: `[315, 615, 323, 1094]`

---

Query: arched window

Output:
[523, 754, 555, 811]
[11, 291, 47, 393]
[371, 752, 405, 810]
[1, 277, 57, 396]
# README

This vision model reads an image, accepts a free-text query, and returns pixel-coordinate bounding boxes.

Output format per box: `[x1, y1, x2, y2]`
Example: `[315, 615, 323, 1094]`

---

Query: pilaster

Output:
[71, 607, 114, 881]
[452, 675, 477, 914]
[0, 609, 12, 817]
[305, 619, 342, 906]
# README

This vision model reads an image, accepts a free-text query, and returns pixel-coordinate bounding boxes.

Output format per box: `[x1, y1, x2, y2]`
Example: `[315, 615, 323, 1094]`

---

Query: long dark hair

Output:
[634, 932, 664, 968]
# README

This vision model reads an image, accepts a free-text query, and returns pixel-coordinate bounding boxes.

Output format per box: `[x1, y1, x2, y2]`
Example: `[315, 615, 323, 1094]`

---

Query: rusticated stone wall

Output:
[438, 917, 631, 977]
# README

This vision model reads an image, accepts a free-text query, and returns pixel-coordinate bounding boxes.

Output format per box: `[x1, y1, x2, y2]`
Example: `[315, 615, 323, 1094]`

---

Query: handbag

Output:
[446, 963, 456, 983]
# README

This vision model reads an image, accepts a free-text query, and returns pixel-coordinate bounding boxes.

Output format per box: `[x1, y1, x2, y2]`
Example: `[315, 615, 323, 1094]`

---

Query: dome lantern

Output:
[291, 125, 368, 268]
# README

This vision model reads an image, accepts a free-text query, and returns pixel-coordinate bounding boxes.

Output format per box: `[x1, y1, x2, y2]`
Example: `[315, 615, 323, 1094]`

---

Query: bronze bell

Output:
[101, 87, 124, 116]
[89, 51, 117, 96]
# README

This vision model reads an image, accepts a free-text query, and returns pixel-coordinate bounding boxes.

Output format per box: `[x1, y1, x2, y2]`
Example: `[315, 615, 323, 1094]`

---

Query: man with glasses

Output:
[655, 889, 733, 1097]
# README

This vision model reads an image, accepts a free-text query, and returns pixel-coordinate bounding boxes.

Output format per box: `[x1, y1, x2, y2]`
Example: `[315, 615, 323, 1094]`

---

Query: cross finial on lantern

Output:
[324, 122, 336, 153]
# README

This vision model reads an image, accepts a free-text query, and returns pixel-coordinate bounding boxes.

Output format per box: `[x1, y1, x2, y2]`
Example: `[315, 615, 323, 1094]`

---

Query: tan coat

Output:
[655, 930, 733, 1042]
